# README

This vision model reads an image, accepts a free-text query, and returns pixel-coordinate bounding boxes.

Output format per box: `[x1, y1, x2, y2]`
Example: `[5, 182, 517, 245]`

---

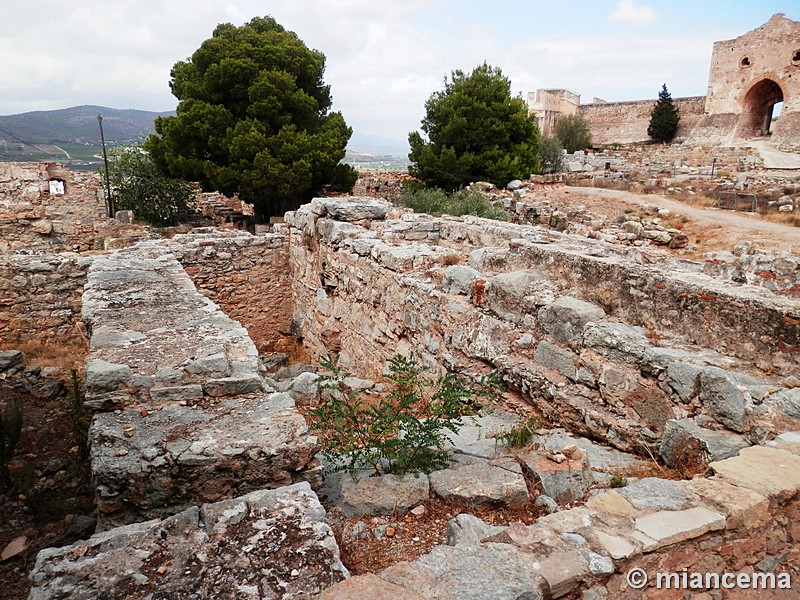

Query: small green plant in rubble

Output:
[309, 354, 501, 477]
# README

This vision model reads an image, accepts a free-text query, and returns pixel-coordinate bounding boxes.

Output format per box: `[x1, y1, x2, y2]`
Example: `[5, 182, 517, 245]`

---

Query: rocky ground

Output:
[0, 353, 94, 600]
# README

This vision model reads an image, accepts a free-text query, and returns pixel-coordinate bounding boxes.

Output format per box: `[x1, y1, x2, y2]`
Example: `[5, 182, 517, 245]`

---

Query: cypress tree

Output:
[648, 84, 680, 143]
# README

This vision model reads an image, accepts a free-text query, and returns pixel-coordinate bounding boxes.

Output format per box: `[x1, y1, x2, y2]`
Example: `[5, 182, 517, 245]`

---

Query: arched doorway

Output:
[734, 79, 785, 140]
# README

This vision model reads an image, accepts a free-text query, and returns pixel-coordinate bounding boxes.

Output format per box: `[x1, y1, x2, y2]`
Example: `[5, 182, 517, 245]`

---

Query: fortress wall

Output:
[579, 96, 707, 146]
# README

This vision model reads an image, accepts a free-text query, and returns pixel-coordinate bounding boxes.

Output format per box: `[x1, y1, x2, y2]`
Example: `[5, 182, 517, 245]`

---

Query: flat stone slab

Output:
[338, 473, 430, 518]
[680, 477, 769, 530]
[709, 445, 800, 501]
[429, 457, 529, 507]
[318, 573, 427, 600]
[81, 243, 263, 407]
[28, 482, 348, 600]
[634, 506, 726, 551]
[618, 477, 690, 511]
[90, 391, 318, 528]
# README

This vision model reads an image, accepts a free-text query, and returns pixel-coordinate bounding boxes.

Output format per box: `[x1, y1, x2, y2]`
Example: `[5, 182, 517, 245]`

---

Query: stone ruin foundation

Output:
[2, 187, 798, 598]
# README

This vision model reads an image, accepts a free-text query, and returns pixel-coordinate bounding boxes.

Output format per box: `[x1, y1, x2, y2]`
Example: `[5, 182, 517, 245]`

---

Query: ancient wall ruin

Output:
[171, 231, 301, 358]
[578, 96, 706, 146]
[287, 198, 800, 454]
[702, 13, 800, 147]
[0, 162, 116, 252]
[0, 253, 92, 348]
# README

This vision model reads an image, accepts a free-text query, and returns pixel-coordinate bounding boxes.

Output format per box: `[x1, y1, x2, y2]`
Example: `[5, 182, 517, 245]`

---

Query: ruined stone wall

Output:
[287, 198, 800, 453]
[579, 96, 706, 146]
[0, 253, 92, 347]
[0, 162, 115, 252]
[171, 231, 302, 358]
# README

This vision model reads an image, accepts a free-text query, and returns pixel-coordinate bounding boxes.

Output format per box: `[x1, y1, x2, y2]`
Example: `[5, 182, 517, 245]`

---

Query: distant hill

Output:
[0, 105, 407, 170]
[0, 105, 173, 146]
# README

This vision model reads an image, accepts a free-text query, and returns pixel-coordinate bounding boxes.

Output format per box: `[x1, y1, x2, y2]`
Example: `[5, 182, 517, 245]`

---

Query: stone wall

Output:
[0, 162, 117, 252]
[579, 96, 706, 146]
[287, 198, 800, 453]
[171, 230, 303, 359]
[0, 253, 92, 348]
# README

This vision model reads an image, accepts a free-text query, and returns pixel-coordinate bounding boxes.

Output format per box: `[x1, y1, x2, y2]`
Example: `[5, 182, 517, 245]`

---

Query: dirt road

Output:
[562, 186, 800, 254]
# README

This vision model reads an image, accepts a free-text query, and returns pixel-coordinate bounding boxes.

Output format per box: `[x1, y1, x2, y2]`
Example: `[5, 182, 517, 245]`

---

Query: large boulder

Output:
[539, 297, 605, 344]
[28, 482, 348, 600]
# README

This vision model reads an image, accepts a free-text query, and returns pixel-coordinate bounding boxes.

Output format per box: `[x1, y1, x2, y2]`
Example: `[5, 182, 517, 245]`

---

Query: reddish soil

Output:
[0, 381, 94, 600]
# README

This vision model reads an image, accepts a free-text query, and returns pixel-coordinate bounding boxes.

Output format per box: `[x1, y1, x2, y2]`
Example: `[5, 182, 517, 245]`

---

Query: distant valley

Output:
[0, 106, 408, 171]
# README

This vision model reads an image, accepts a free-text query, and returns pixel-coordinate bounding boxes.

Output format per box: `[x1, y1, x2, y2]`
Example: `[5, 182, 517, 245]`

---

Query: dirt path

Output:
[742, 139, 800, 170]
[561, 186, 800, 254]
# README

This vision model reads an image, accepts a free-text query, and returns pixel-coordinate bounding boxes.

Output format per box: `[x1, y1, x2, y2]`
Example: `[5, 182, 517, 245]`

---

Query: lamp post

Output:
[97, 114, 113, 217]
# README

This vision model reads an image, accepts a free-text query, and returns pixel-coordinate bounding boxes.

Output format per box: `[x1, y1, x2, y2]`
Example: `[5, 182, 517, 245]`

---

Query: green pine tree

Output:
[648, 84, 680, 143]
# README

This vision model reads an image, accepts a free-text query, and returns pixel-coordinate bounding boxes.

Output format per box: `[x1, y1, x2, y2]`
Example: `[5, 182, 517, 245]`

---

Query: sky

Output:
[0, 1, 796, 144]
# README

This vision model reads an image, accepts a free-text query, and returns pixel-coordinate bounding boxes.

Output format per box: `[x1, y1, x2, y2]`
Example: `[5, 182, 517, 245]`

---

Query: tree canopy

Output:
[553, 114, 592, 153]
[145, 16, 356, 222]
[408, 63, 540, 191]
[648, 84, 680, 144]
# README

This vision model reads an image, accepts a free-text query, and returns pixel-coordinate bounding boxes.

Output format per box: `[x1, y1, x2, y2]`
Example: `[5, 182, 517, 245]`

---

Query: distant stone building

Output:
[528, 13, 800, 150]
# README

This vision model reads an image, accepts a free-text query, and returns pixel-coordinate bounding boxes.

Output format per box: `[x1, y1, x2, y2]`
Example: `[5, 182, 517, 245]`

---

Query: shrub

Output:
[496, 416, 539, 449]
[553, 114, 592, 154]
[309, 354, 500, 477]
[397, 185, 507, 221]
[539, 137, 564, 174]
[0, 397, 23, 490]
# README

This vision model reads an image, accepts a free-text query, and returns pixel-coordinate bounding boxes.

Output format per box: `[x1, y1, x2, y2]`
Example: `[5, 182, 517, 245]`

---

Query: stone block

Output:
[441, 265, 482, 295]
[681, 477, 769, 530]
[339, 473, 430, 518]
[203, 375, 263, 397]
[318, 574, 426, 600]
[148, 384, 204, 402]
[697, 367, 751, 432]
[593, 530, 638, 560]
[521, 450, 593, 505]
[534, 340, 577, 380]
[619, 477, 690, 511]
[709, 445, 800, 501]
[770, 388, 800, 420]
[585, 490, 637, 517]
[28, 482, 348, 599]
[316, 197, 390, 221]
[659, 419, 749, 469]
[85, 358, 133, 395]
[485, 269, 542, 321]
[0, 350, 25, 373]
[429, 458, 529, 507]
[446, 513, 506, 546]
[583, 323, 649, 365]
[665, 361, 703, 401]
[538, 296, 605, 343]
[634, 507, 726, 551]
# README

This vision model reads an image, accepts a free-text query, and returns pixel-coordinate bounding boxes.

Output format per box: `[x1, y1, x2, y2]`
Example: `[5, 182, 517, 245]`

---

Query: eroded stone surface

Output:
[28, 483, 348, 600]
[90, 391, 318, 528]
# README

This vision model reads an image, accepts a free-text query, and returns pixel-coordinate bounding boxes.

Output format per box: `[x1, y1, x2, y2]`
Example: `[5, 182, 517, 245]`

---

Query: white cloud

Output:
[610, 0, 659, 27]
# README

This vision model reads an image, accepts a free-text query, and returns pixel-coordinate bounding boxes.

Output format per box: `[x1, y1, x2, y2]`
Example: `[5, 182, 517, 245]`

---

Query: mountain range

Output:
[0, 105, 408, 160]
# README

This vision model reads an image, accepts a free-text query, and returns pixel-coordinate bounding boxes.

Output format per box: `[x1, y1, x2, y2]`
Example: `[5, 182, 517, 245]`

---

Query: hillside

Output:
[0, 105, 172, 145]
[0, 105, 408, 170]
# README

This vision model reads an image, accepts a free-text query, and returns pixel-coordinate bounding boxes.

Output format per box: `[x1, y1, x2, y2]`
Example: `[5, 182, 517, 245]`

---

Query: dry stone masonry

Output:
[80, 240, 319, 528]
[8, 191, 800, 599]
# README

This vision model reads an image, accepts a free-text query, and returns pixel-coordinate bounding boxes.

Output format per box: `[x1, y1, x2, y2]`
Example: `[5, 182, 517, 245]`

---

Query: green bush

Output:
[309, 354, 500, 477]
[397, 185, 507, 221]
[496, 416, 539, 449]
[553, 114, 592, 154]
[539, 137, 564, 174]
[0, 397, 23, 490]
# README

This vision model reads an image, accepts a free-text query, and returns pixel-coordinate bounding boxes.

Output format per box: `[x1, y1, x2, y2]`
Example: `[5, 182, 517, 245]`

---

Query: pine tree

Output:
[648, 84, 680, 143]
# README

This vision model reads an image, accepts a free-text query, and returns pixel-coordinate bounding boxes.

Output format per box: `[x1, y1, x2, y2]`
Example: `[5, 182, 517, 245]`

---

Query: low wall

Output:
[287, 198, 800, 452]
[0, 253, 92, 348]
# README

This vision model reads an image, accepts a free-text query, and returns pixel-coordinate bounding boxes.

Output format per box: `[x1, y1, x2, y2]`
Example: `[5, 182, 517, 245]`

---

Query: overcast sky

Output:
[0, 1, 795, 142]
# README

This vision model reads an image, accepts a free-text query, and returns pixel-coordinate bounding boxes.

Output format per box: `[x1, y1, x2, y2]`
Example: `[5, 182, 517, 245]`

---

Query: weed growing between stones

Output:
[609, 473, 628, 488]
[397, 185, 508, 221]
[0, 397, 23, 490]
[310, 354, 500, 477]
[496, 416, 539, 449]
